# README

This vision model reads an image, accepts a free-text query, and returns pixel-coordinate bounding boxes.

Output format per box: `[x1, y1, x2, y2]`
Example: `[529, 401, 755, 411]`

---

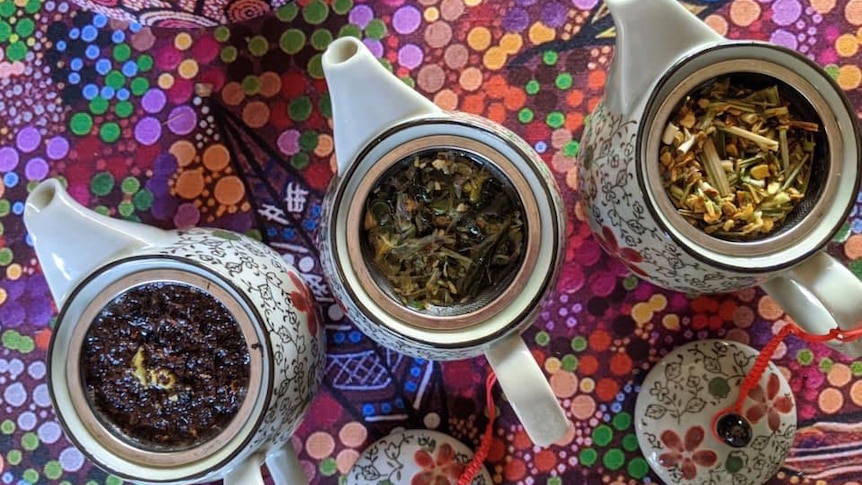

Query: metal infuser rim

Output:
[639, 42, 859, 269]
[344, 134, 544, 332]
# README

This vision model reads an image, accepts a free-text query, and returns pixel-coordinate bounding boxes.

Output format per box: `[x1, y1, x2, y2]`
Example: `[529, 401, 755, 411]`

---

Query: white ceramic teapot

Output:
[318, 37, 569, 446]
[23, 179, 324, 485]
[578, 0, 862, 356]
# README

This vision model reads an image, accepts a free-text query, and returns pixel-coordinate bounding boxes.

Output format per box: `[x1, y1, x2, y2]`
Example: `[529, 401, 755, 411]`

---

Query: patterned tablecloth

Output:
[3, 0, 862, 484]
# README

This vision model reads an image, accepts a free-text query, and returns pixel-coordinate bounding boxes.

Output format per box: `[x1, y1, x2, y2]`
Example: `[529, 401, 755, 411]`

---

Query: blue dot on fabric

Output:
[283, 228, 295, 239]
[129, 22, 142, 32]
[111, 30, 125, 43]
[348, 331, 362, 343]
[362, 404, 374, 416]
[56, 40, 66, 51]
[395, 398, 405, 409]
[4, 172, 19, 188]
[535, 141, 547, 153]
[333, 332, 345, 344]
[68, 27, 80, 39]
[2, 472, 12, 484]
[381, 403, 392, 413]
[67, 72, 80, 84]
[409, 366, 421, 377]
[116, 88, 130, 101]
[93, 13, 108, 27]
[122, 60, 137, 77]
[266, 227, 277, 237]
[851, 219, 862, 234]
[611, 402, 622, 413]
[81, 25, 98, 42]
[25, 233, 34, 247]
[303, 219, 316, 230]
[100, 86, 115, 99]
[12, 202, 24, 215]
[70, 58, 83, 71]
[95, 58, 111, 75]
[405, 381, 417, 392]
[82, 84, 99, 100]
[85, 45, 100, 59]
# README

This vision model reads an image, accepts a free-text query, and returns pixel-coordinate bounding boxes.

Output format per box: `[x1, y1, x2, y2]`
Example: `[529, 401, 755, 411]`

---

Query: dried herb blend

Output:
[363, 150, 526, 310]
[659, 76, 819, 240]
[82, 282, 250, 449]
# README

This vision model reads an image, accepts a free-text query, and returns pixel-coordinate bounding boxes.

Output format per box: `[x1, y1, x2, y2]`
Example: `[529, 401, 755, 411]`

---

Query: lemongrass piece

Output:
[779, 127, 790, 170]
[718, 125, 779, 151]
[702, 137, 732, 196]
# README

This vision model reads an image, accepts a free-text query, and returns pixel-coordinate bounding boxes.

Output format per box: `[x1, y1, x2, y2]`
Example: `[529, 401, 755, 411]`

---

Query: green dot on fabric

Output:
[0, 2, 15, 17]
[518, 108, 534, 124]
[22, 469, 38, 483]
[105, 71, 124, 89]
[825, 64, 840, 80]
[91, 172, 115, 196]
[276, 2, 298, 21]
[113, 44, 131, 62]
[319, 457, 337, 476]
[400, 75, 415, 88]
[7, 41, 26, 62]
[291, 152, 310, 170]
[365, 19, 386, 39]
[24, 0, 41, 14]
[852, 361, 862, 376]
[338, 24, 361, 39]
[546, 112, 565, 129]
[242, 75, 260, 95]
[70, 112, 93, 136]
[214, 25, 230, 42]
[833, 222, 851, 242]
[579, 448, 597, 467]
[547, 478, 562, 485]
[248, 35, 269, 57]
[89, 96, 108, 115]
[121, 177, 140, 194]
[0, 201, 9, 218]
[220, 45, 238, 63]
[115, 101, 134, 119]
[44, 461, 63, 480]
[299, 131, 319, 151]
[622, 275, 639, 290]
[535, 331, 550, 346]
[0, 220, 5, 236]
[571, 336, 587, 352]
[850, 259, 862, 280]
[100, 122, 121, 143]
[542, 50, 558, 65]
[303, 0, 329, 25]
[820, 357, 834, 373]
[561, 354, 577, 371]
[592, 424, 613, 447]
[15, 18, 34, 37]
[118, 201, 135, 217]
[602, 449, 625, 471]
[310, 29, 333, 51]
[797, 348, 814, 365]
[308, 53, 324, 79]
[319, 95, 332, 119]
[622, 433, 639, 452]
[136, 54, 153, 71]
[612, 412, 632, 431]
[130, 77, 149, 96]
[563, 140, 579, 158]
[627, 457, 649, 479]
[288, 97, 312, 121]
[0, 248, 12, 266]
[0, 21, 11, 42]
[280, 29, 306, 55]
[525, 80, 540, 95]
[94, 205, 110, 216]
[106, 475, 123, 485]
[133, 189, 154, 210]
[7, 449, 22, 465]
[22, 432, 39, 451]
[1, 420, 14, 434]
[17, 336, 34, 353]
[555, 72, 573, 90]
[332, 0, 352, 15]
[1, 329, 18, 348]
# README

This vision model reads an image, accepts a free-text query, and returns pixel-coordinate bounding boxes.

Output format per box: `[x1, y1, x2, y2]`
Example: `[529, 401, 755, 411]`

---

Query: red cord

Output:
[711, 321, 862, 438]
[457, 372, 497, 485]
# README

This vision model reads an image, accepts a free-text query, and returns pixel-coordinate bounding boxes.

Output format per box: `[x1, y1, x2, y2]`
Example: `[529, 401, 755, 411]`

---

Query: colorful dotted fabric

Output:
[3, 0, 862, 484]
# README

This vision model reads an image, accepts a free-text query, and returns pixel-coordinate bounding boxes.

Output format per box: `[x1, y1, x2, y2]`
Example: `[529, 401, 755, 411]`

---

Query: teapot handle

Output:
[484, 334, 570, 447]
[761, 252, 862, 357]
[223, 443, 308, 485]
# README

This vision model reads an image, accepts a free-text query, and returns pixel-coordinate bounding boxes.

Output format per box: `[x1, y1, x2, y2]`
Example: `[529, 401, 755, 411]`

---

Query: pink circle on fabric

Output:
[277, 129, 301, 156]
[393, 6, 421, 34]
[135, 117, 162, 145]
[398, 44, 424, 70]
[572, 0, 599, 8]
[167, 106, 197, 135]
[173, 202, 201, 228]
[25, 158, 49, 181]
[45, 136, 69, 160]
[142, 89, 167, 114]
[16, 126, 41, 153]
[0, 147, 19, 171]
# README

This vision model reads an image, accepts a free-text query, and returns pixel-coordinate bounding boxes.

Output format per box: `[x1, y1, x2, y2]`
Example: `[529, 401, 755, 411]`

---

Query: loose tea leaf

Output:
[363, 150, 525, 310]
[659, 77, 818, 239]
[83, 282, 250, 449]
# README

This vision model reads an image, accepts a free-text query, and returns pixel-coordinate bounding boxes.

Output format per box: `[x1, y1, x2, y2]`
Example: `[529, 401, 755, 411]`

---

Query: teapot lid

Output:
[346, 429, 492, 485]
[634, 339, 796, 485]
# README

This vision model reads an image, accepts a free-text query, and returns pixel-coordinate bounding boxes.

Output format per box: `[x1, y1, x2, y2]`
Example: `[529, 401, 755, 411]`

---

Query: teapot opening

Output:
[323, 37, 360, 65]
[27, 178, 58, 212]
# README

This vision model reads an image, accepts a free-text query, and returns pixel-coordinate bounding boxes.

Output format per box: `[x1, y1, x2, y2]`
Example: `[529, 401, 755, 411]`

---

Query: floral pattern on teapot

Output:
[577, 101, 759, 294]
[157, 228, 325, 451]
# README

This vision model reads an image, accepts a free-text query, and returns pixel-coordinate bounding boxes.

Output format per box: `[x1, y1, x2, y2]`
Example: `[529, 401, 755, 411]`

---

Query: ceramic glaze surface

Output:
[635, 340, 796, 485]
[346, 429, 492, 485]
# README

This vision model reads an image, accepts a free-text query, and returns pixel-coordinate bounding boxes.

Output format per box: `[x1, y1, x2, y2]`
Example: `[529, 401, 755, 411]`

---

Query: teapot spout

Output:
[322, 37, 440, 175]
[23, 179, 166, 306]
[605, 0, 723, 115]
